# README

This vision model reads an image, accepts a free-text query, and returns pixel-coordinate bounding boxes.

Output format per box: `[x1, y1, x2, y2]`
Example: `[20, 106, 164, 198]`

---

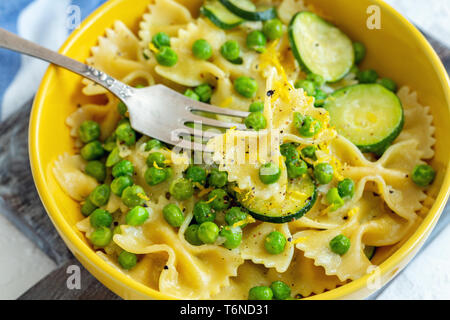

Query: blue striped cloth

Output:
[0, 0, 107, 119]
[0, 0, 448, 299]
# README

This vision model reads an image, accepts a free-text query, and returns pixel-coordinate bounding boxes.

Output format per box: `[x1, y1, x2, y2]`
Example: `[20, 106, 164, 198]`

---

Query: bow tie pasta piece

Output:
[53, 154, 99, 201]
[83, 21, 153, 96]
[139, 0, 193, 43]
[113, 196, 244, 299]
[155, 19, 227, 87]
[330, 136, 427, 221]
[66, 93, 121, 144]
[293, 192, 412, 281]
[240, 222, 294, 273]
[395, 87, 435, 160]
[267, 250, 345, 298]
[211, 261, 268, 300]
[208, 129, 288, 202]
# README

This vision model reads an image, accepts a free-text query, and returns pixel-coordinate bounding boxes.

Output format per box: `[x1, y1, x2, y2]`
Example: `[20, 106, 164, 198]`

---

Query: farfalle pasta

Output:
[53, 0, 437, 300]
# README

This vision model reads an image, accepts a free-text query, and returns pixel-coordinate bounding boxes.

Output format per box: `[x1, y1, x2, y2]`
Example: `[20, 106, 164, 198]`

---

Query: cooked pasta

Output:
[53, 0, 436, 300]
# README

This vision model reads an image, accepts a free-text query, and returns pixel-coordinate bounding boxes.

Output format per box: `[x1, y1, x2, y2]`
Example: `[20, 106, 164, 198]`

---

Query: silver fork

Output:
[0, 28, 250, 152]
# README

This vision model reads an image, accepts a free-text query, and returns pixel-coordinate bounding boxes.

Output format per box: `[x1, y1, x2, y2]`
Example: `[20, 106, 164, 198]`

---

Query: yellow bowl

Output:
[29, 0, 450, 300]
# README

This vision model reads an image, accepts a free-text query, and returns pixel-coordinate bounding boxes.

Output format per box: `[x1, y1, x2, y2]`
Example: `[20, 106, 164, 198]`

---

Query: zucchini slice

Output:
[201, 0, 244, 30]
[237, 174, 317, 224]
[219, 0, 277, 21]
[288, 12, 354, 82]
[324, 84, 404, 155]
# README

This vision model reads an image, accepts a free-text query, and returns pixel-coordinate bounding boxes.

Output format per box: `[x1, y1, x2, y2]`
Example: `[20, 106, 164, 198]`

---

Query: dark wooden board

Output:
[0, 32, 447, 300]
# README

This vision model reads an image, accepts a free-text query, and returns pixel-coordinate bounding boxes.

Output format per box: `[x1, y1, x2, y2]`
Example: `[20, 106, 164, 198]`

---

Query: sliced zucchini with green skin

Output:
[201, 0, 244, 30]
[364, 246, 376, 260]
[219, 0, 277, 21]
[324, 84, 404, 155]
[288, 12, 354, 82]
[237, 174, 317, 224]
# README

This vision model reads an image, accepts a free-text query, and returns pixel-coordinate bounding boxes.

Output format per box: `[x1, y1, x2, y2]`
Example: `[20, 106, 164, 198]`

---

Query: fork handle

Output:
[0, 28, 133, 101]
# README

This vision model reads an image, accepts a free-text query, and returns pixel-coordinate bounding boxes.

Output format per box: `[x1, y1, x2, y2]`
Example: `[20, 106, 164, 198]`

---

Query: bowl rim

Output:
[29, 0, 450, 300]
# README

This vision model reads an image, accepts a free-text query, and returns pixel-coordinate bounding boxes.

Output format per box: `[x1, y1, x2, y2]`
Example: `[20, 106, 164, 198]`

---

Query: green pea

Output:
[85, 161, 106, 182]
[121, 185, 146, 208]
[357, 69, 378, 84]
[81, 198, 97, 217]
[152, 32, 170, 49]
[103, 134, 117, 152]
[294, 79, 316, 96]
[197, 221, 219, 244]
[111, 176, 134, 196]
[225, 207, 248, 227]
[314, 163, 334, 185]
[314, 89, 328, 107]
[90, 227, 112, 247]
[412, 164, 436, 187]
[115, 122, 136, 146]
[79, 120, 101, 143]
[192, 39, 213, 60]
[220, 40, 240, 62]
[296, 115, 322, 137]
[286, 158, 307, 179]
[194, 84, 213, 103]
[301, 146, 317, 160]
[246, 31, 267, 53]
[90, 209, 113, 228]
[186, 166, 207, 185]
[245, 111, 267, 131]
[353, 42, 366, 64]
[118, 251, 138, 270]
[329, 234, 351, 255]
[169, 178, 194, 201]
[259, 162, 281, 185]
[117, 101, 128, 117]
[220, 227, 242, 249]
[126, 206, 149, 226]
[270, 281, 291, 300]
[81, 141, 105, 161]
[263, 19, 283, 40]
[208, 189, 230, 211]
[377, 78, 397, 92]
[307, 73, 325, 87]
[264, 231, 286, 255]
[106, 147, 122, 167]
[163, 203, 185, 227]
[208, 168, 228, 188]
[112, 160, 134, 178]
[194, 201, 215, 224]
[184, 89, 200, 101]
[145, 167, 171, 186]
[234, 76, 258, 98]
[145, 139, 163, 151]
[326, 188, 345, 211]
[248, 286, 273, 300]
[293, 112, 304, 129]
[89, 184, 111, 207]
[156, 46, 178, 67]
[249, 101, 264, 113]
[185, 224, 202, 246]
[147, 152, 166, 168]
[280, 143, 299, 162]
[338, 178, 355, 199]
